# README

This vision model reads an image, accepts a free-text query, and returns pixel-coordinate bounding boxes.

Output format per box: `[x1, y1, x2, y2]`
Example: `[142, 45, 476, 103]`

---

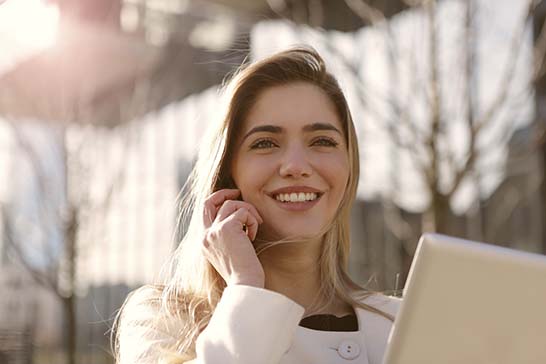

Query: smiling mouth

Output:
[273, 192, 321, 203]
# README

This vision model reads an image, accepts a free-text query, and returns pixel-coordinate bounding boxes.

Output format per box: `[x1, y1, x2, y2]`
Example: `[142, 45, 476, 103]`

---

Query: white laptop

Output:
[383, 233, 546, 364]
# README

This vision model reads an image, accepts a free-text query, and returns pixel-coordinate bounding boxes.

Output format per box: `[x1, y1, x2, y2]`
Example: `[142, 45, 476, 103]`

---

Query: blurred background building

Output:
[1, 0, 545, 363]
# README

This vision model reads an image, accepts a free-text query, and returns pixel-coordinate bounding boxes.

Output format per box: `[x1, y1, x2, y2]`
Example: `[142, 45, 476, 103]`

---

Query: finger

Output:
[229, 208, 259, 241]
[215, 200, 263, 225]
[206, 189, 241, 208]
[203, 189, 241, 226]
[246, 215, 259, 241]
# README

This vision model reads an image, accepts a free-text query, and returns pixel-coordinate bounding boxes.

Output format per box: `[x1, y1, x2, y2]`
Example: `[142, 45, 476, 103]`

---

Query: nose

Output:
[279, 143, 312, 178]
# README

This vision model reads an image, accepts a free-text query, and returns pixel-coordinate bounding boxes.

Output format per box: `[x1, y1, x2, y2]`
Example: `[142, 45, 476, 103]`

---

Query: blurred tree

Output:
[1, 119, 132, 364]
[324, 0, 545, 237]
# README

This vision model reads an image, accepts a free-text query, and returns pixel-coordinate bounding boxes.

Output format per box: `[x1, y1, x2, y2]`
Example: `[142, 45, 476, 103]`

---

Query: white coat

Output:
[194, 285, 401, 364]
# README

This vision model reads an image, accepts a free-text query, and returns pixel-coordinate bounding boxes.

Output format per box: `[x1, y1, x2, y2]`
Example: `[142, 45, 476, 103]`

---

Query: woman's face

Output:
[230, 82, 350, 240]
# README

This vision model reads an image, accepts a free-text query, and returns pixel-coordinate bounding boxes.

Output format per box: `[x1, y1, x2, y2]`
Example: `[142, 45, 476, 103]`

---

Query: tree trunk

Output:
[423, 191, 451, 234]
[64, 295, 77, 364]
[64, 207, 78, 364]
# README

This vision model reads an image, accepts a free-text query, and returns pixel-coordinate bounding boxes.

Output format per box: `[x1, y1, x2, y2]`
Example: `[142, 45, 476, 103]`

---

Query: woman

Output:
[112, 47, 400, 364]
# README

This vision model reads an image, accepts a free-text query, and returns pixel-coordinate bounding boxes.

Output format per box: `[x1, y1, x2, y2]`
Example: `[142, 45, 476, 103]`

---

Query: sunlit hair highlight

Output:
[112, 47, 393, 364]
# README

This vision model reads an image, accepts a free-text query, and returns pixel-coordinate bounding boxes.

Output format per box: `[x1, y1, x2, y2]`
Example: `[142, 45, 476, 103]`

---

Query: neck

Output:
[257, 236, 354, 317]
[258, 236, 323, 311]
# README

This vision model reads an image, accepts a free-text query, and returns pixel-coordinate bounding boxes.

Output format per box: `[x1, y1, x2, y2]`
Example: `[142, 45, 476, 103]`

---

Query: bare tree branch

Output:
[4, 119, 67, 268]
[425, 0, 441, 191]
[446, 0, 537, 198]
[471, 0, 535, 136]
[445, 0, 478, 198]
[344, 0, 386, 25]
[1, 207, 61, 298]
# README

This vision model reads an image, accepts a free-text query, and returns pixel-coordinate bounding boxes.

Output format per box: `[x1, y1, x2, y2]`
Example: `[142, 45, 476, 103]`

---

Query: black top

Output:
[299, 314, 358, 332]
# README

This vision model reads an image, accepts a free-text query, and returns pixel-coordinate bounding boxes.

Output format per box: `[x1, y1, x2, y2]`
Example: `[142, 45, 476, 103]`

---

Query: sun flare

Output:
[0, 0, 60, 49]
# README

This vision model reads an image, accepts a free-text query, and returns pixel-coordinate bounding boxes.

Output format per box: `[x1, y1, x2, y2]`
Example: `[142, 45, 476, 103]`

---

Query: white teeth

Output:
[274, 192, 318, 202]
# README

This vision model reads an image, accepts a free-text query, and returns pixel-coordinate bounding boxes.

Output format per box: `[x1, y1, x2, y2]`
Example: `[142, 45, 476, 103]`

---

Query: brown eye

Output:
[250, 138, 278, 149]
[311, 137, 338, 147]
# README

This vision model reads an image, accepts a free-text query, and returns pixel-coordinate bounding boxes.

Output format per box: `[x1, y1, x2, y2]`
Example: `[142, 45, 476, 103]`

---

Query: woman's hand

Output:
[202, 189, 265, 288]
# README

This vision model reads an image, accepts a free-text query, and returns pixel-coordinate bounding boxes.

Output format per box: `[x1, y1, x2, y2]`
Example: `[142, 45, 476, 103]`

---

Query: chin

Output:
[261, 223, 327, 242]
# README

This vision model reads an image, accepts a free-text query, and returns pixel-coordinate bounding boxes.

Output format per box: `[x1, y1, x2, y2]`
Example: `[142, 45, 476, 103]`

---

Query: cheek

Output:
[322, 162, 350, 209]
[315, 153, 350, 189]
[329, 167, 350, 198]
[232, 157, 273, 196]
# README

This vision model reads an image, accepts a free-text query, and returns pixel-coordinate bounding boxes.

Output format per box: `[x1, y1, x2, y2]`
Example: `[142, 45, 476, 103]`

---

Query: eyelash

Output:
[250, 138, 278, 149]
[249, 137, 339, 150]
[312, 137, 339, 147]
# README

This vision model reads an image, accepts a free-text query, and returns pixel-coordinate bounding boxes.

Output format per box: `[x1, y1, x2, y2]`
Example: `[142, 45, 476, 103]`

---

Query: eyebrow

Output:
[241, 122, 342, 142]
[303, 122, 342, 134]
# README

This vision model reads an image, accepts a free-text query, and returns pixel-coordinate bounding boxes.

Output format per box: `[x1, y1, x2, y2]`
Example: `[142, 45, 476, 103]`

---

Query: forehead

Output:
[242, 82, 343, 132]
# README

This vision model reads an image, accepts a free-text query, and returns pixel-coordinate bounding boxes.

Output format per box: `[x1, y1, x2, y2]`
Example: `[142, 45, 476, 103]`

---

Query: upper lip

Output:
[268, 186, 324, 197]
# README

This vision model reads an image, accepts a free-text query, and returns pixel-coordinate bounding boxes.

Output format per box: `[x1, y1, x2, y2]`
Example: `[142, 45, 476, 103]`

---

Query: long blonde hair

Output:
[112, 47, 393, 364]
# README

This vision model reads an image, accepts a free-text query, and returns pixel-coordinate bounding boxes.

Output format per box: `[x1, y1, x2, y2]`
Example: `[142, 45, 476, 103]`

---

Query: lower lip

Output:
[270, 195, 321, 211]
